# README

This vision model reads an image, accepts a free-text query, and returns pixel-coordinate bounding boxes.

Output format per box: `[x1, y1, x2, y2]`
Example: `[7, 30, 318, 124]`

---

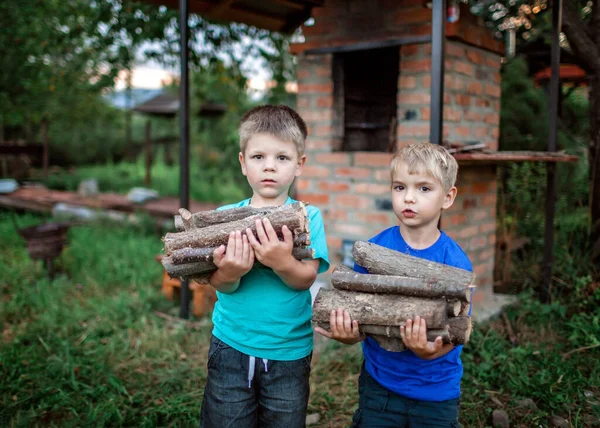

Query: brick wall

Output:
[293, 1, 503, 295]
[397, 41, 502, 151]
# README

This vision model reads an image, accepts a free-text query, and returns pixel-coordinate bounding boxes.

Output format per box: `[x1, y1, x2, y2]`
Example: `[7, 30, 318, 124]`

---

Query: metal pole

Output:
[541, 0, 562, 303]
[179, 0, 191, 318]
[430, 0, 446, 146]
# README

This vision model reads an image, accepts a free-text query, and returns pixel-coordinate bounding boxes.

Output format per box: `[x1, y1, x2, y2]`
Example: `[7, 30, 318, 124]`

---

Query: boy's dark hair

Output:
[239, 105, 308, 155]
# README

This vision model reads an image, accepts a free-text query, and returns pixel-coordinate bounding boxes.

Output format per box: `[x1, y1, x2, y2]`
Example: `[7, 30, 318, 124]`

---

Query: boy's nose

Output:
[263, 161, 276, 172]
[404, 191, 416, 203]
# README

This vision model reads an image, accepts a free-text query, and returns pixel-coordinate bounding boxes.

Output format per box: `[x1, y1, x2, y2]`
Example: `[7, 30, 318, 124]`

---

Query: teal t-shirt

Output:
[211, 197, 330, 360]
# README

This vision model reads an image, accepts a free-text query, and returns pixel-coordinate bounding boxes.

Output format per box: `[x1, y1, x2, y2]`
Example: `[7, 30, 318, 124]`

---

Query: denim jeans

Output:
[351, 363, 460, 428]
[200, 335, 312, 428]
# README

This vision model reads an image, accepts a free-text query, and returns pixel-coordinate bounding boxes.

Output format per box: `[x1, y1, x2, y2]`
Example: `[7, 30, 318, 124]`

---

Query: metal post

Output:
[541, 0, 562, 303]
[179, 0, 191, 319]
[145, 119, 152, 186]
[430, 0, 446, 146]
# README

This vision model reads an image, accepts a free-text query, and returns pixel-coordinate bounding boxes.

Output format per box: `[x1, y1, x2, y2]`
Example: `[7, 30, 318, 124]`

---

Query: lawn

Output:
[1, 212, 598, 427]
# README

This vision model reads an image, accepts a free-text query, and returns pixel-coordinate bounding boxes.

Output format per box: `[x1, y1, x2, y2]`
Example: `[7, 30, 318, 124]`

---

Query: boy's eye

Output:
[252, 155, 263, 160]
[420, 186, 431, 192]
[278, 155, 289, 161]
[393, 185, 404, 191]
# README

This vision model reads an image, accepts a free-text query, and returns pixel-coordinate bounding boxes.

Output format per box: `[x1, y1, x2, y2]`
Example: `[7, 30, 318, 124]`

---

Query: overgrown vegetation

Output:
[1, 213, 598, 427]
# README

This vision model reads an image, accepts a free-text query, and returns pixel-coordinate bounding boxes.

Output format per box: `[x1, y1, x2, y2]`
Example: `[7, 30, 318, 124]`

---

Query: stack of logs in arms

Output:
[161, 204, 474, 351]
[313, 241, 474, 351]
[161, 202, 314, 282]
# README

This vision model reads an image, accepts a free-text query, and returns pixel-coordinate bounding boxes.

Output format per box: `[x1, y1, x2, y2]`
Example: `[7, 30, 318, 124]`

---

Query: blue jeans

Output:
[200, 335, 312, 428]
[351, 363, 460, 428]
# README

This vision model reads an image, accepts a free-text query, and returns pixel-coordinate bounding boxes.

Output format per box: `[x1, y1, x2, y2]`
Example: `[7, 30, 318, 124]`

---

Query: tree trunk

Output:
[164, 202, 308, 255]
[331, 265, 471, 302]
[352, 241, 475, 285]
[561, 0, 600, 282]
[312, 288, 448, 329]
[590, 73, 600, 281]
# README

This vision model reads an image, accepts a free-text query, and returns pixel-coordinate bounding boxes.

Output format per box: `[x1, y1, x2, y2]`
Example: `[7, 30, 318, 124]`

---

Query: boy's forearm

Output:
[273, 257, 319, 290]
[207, 269, 241, 294]
[419, 344, 454, 360]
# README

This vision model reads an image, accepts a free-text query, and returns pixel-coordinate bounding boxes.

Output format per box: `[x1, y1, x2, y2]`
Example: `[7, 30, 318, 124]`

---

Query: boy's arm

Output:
[203, 230, 254, 294]
[400, 316, 454, 360]
[272, 258, 320, 290]
[314, 309, 365, 345]
[247, 218, 328, 290]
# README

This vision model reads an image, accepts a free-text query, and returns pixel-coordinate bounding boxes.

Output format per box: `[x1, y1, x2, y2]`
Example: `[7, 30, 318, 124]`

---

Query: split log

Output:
[179, 205, 281, 230]
[162, 247, 316, 279]
[447, 316, 472, 344]
[447, 300, 461, 317]
[352, 241, 475, 286]
[331, 265, 471, 303]
[170, 246, 314, 266]
[459, 301, 470, 316]
[312, 289, 448, 329]
[164, 202, 308, 255]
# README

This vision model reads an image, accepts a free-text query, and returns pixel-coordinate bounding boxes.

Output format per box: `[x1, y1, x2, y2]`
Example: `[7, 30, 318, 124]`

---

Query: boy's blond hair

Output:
[391, 142, 458, 190]
[239, 105, 308, 156]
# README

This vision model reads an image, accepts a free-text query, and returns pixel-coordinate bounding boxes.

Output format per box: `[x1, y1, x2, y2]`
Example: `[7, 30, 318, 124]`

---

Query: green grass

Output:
[32, 155, 247, 204]
[1, 212, 599, 427]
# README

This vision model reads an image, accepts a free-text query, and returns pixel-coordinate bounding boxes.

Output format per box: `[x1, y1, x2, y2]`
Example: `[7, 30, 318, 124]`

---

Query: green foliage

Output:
[498, 57, 593, 298]
[36, 154, 246, 204]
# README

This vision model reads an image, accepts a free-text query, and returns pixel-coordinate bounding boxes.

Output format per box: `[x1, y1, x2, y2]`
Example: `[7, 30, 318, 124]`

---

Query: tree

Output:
[0, 1, 291, 140]
[470, 0, 600, 282]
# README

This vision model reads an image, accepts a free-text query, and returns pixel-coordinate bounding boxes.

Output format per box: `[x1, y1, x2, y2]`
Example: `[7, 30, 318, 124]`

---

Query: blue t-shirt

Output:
[354, 226, 472, 402]
[212, 197, 330, 360]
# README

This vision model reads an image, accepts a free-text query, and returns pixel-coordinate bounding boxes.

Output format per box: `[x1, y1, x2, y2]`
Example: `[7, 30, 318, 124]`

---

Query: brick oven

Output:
[290, 1, 505, 306]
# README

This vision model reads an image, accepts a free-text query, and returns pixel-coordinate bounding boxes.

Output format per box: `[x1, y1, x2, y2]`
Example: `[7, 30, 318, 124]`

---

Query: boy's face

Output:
[239, 133, 305, 205]
[391, 161, 457, 231]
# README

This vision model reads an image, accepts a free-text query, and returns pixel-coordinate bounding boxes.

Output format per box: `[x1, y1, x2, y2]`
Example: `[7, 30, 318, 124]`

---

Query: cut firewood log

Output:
[312, 289, 448, 329]
[447, 300, 461, 317]
[316, 316, 471, 345]
[352, 241, 475, 286]
[162, 247, 316, 279]
[331, 265, 471, 303]
[368, 317, 472, 352]
[179, 206, 281, 230]
[371, 335, 406, 352]
[316, 323, 451, 343]
[459, 301, 470, 316]
[174, 215, 184, 231]
[164, 202, 308, 255]
[170, 245, 314, 266]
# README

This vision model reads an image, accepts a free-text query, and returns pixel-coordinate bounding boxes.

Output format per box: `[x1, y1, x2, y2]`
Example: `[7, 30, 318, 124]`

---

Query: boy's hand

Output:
[212, 230, 254, 283]
[314, 309, 364, 345]
[400, 316, 444, 359]
[246, 218, 294, 270]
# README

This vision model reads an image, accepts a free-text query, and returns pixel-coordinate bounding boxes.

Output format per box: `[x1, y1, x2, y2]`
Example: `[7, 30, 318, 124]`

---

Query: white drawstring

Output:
[247, 356, 270, 387]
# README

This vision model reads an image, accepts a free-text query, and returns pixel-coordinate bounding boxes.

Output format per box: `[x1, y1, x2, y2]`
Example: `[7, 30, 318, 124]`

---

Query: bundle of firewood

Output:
[313, 241, 475, 352]
[161, 202, 314, 281]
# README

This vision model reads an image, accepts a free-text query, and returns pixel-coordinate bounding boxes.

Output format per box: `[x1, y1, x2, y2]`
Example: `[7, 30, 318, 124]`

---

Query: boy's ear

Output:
[442, 186, 457, 210]
[295, 154, 307, 177]
[239, 152, 247, 176]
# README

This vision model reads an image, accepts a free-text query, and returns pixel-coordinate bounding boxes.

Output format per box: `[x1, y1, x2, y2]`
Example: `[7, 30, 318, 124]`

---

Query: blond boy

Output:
[316, 142, 472, 427]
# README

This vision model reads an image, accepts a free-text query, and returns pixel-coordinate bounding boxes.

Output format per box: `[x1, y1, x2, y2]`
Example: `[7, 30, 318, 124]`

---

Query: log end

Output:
[178, 208, 192, 220]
